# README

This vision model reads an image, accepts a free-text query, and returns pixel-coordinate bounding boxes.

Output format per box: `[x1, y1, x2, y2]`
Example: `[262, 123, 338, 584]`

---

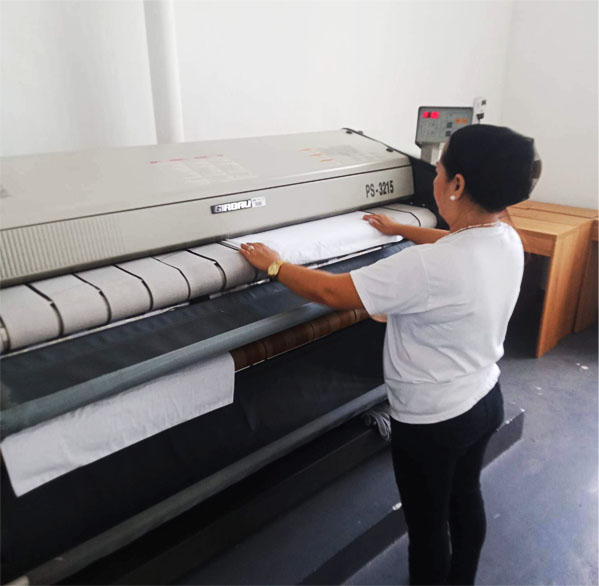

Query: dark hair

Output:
[441, 124, 540, 213]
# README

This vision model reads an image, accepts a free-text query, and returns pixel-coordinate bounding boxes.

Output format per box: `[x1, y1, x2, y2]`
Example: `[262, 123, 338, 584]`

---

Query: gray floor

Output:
[182, 321, 598, 585]
[348, 323, 598, 586]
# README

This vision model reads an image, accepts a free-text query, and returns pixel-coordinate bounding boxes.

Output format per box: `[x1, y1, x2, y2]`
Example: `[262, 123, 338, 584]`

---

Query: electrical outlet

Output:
[473, 96, 486, 123]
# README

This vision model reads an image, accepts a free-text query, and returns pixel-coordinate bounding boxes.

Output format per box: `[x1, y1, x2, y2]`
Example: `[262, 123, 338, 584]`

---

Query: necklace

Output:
[448, 221, 501, 237]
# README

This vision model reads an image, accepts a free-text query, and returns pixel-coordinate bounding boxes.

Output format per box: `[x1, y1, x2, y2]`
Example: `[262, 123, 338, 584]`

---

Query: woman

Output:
[240, 124, 537, 585]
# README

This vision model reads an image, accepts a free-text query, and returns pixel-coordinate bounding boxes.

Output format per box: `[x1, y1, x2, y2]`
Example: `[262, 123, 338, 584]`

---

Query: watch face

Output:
[268, 261, 281, 277]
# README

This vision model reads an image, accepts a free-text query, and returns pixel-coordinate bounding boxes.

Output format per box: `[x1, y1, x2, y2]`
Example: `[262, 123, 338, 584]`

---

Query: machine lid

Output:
[0, 130, 410, 229]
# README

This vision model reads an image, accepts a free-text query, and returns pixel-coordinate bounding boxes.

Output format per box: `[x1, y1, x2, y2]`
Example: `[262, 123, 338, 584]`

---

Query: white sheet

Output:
[226, 205, 435, 265]
[1, 352, 235, 496]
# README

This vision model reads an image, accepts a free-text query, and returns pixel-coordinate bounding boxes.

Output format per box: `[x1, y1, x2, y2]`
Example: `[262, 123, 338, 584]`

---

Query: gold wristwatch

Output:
[267, 259, 285, 279]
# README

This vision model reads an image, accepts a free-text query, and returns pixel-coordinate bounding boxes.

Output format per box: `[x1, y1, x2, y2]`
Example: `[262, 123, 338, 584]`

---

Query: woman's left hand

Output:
[371, 314, 388, 323]
[239, 242, 281, 271]
[363, 213, 401, 236]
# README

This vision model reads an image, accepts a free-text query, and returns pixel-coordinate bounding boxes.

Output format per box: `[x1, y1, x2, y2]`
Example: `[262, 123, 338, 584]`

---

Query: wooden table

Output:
[508, 201, 596, 357]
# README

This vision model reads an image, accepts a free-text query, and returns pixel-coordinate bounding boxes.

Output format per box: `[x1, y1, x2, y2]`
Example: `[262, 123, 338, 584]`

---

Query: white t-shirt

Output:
[350, 222, 524, 424]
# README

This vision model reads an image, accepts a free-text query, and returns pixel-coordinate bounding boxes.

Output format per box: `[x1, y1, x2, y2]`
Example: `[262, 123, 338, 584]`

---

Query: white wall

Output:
[175, 0, 514, 156]
[0, 0, 514, 158]
[0, 1, 156, 156]
[501, 1, 598, 208]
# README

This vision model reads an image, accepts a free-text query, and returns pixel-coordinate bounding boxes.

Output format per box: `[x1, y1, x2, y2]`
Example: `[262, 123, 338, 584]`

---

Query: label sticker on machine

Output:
[211, 197, 266, 214]
[365, 180, 395, 198]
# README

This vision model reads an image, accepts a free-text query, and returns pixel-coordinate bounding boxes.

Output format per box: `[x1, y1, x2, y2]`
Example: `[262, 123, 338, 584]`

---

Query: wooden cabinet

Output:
[508, 201, 597, 357]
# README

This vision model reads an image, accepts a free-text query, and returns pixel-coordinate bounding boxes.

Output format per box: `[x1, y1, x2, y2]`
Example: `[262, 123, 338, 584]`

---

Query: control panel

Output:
[415, 106, 473, 146]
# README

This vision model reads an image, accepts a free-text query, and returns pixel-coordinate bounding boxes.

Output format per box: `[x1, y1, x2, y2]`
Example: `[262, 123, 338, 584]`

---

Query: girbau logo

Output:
[211, 197, 266, 214]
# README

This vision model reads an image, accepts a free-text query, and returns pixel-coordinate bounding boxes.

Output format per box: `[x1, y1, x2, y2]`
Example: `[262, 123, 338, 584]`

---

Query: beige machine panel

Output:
[154, 251, 225, 298]
[114, 258, 190, 310]
[76, 266, 152, 322]
[29, 275, 110, 335]
[0, 286, 61, 350]
[189, 243, 258, 290]
[0, 131, 414, 286]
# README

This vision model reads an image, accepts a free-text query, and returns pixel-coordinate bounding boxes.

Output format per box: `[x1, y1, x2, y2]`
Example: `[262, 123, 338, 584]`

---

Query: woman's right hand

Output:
[363, 213, 402, 236]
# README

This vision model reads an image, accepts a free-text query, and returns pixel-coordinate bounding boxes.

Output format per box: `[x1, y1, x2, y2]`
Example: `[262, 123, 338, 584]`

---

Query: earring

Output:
[450, 195, 456, 201]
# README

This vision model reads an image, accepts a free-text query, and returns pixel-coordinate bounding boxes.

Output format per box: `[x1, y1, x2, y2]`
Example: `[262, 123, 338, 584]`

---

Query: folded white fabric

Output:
[227, 205, 435, 265]
[1, 352, 235, 496]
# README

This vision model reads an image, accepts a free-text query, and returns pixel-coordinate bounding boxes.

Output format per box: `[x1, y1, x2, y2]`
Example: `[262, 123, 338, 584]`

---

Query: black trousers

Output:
[391, 382, 504, 585]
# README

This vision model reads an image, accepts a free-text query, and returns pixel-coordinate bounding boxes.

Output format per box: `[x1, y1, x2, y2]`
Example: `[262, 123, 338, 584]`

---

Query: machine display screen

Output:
[415, 106, 473, 146]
